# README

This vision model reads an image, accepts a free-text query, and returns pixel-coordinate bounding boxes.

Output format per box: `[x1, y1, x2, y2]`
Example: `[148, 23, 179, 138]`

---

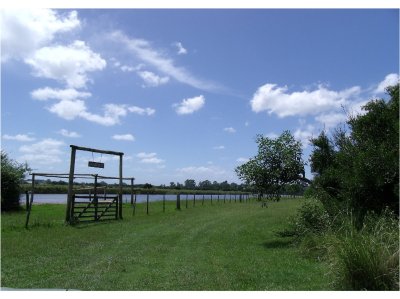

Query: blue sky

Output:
[1, 9, 399, 185]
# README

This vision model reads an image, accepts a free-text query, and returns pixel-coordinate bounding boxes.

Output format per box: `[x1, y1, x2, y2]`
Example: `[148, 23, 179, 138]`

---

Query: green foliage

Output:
[310, 84, 399, 225]
[236, 131, 305, 200]
[328, 210, 399, 290]
[278, 198, 331, 239]
[1, 151, 30, 211]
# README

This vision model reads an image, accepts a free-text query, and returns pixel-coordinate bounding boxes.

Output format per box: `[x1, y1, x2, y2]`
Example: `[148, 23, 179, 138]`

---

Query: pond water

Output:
[19, 193, 244, 204]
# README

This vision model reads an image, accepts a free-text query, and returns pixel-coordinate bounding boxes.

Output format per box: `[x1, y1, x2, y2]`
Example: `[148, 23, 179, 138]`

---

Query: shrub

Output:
[328, 210, 399, 290]
[1, 151, 29, 211]
[277, 198, 331, 239]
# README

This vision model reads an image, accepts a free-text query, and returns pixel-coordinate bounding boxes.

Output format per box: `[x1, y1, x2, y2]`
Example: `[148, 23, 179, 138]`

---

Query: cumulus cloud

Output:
[315, 113, 347, 129]
[3, 134, 36, 142]
[47, 99, 87, 120]
[250, 83, 361, 117]
[19, 138, 65, 164]
[58, 129, 81, 138]
[174, 95, 205, 115]
[31, 87, 91, 101]
[223, 127, 236, 133]
[293, 125, 316, 148]
[136, 152, 164, 164]
[30, 90, 155, 126]
[137, 70, 169, 87]
[174, 42, 187, 55]
[375, 73, 399, 94]
[25, 40, 106, 88]
[110, 31, 223, 92]
[1, 9, 80, 61]
[112, 134, 135, 141]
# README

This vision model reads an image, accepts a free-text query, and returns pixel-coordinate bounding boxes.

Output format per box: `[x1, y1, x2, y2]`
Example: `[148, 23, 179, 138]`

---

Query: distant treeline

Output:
[21, 178, 306, 196]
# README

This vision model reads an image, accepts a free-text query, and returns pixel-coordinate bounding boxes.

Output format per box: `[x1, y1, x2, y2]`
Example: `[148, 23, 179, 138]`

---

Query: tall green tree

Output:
[235, 131, 306, 200]
[310, 84, 399, 225]
[1, 151, 30, 211]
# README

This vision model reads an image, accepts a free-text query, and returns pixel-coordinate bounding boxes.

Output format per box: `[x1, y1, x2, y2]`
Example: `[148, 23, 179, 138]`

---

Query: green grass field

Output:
[1, 198, 332, 290]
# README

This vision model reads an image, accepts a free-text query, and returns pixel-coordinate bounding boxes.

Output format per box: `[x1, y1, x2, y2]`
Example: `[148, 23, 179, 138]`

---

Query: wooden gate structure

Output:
[66, 145, 129, 224]
[24, 145, 135, 228]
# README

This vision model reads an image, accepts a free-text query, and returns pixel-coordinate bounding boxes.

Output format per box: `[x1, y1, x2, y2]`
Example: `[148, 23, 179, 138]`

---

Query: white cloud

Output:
[137, 70, 169, 87]
[136, 152, 164, 164]
[174, 95, 205, 115]
[315, 113, 347, 129]
[31, 87, 91, 101]
[19, 138, 65, 164]
[3, 134, 36, 142]
[47, 99, 87, 120]
[127, 106, 155, 116]
[32, 89, 155, 125]
[80, 104, 127, 126]
[294, 125, 316, 148]
[236, 157, 249, 163]
[110, 31, 222, 92]
[174, 42, 187, 55]
[375, 73, 399, 94]
[223, 127, 236, 133]
[58, 129, 81, 138]
[112, 134, 135, 141]
[25, 40, 106, 88]
[1, 9, 80, 61]
[250, 83, 361, 117]
[213, 145, 225, 150]
[46, 100, 126, 126]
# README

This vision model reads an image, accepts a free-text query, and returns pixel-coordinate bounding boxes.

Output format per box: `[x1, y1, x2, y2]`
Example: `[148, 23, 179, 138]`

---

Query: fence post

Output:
[193, 194, 196, 207]
[132, 193, 136, 216]
[176, 194, 181, 210]
[163, 194, 166, 212]
[25, 191, 29, 211]
[202, 194, 205, 206]
[146, 193, 149, 215]
[211, 194, 213, 205]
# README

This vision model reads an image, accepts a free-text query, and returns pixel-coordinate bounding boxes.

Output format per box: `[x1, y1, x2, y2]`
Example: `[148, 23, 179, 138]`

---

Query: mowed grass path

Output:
[1, 198, 331, 290]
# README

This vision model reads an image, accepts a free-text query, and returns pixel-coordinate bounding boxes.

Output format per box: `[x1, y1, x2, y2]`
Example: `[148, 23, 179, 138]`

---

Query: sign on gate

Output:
[88, 161, 105, 168]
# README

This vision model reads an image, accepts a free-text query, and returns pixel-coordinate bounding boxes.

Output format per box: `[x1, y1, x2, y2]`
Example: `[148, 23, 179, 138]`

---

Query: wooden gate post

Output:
[66, 146, 76, 223]
[118, 154, 123, 219]
[94, 174, 98, 221]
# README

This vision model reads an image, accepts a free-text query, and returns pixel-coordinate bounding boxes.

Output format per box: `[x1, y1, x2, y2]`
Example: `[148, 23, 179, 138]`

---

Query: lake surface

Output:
[20, 193, 244, 204]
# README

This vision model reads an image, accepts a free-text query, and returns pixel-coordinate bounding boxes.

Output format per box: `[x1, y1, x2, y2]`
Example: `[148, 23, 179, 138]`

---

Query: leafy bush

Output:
[1, 151, 29, 211]
[277, 199, 331, 239]
[292, 199, 331, 236]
